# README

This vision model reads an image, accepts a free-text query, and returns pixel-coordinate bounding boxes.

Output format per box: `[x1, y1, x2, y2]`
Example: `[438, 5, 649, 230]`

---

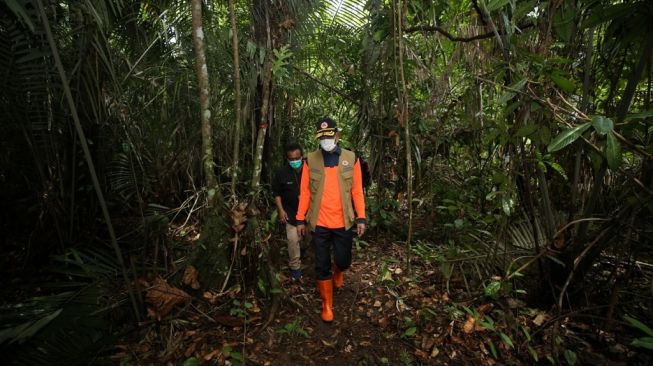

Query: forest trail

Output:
[246, 238, 448, 365]
[119, 234, 484, 365]
[117, 230, 650, 366]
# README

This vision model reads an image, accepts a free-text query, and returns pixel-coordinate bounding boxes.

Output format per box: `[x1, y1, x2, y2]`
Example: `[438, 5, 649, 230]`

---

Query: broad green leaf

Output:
[404, 326, 417, 337]
[606, 132, 622, 170]
[511, 78, 528, 91]
[546, 161, 568, 180]
[553, 6, 576, 43]
[488, 340, 498, 359]
[547, 123, 591, 152]
[550, 71, 576, 93]
[564, 349, 577, 366]
[624, 315, 653, 337]
[500, 332, 514, 348]
[631, 337, 653, 350]
[625, 109, 653, 121]
[231, 352, 244, 361]
[591, 116, 614, 135]
[528, 346, 539, 361]
[517, 124, 539, 137]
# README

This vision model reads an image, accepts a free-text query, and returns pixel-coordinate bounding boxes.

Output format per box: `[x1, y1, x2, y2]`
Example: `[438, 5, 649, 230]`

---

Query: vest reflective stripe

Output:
[306, 149, 356, 230]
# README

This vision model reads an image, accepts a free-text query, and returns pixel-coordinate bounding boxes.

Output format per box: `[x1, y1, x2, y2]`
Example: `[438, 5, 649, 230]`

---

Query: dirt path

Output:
[243, 239, 454, 366]
[115, 233, 652, 365]
[249, 249, 401, 364]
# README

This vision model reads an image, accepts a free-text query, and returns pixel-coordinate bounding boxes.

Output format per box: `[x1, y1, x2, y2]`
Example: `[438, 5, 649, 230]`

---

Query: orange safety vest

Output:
[296, 148, 365, 230]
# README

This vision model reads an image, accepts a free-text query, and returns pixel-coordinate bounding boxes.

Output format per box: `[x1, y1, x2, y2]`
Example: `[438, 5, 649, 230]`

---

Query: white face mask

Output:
[320, 138, 337, 152]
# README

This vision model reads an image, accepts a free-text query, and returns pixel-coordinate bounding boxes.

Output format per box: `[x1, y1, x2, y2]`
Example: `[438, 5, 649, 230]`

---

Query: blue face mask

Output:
[289, 159, 302, 169]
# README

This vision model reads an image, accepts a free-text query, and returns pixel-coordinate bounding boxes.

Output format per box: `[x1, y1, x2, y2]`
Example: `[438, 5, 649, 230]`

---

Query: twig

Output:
[557, 227, 611, 311]
[553, 217, 609, 239]
[506, 248, 556, 281]
[190, 303, 217, 324]
[404, 22, 535, 42]
[256, 293, 280, 334]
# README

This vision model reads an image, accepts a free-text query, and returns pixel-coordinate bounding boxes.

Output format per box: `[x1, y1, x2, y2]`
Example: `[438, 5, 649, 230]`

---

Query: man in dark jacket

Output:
[272, 142, 305, 280]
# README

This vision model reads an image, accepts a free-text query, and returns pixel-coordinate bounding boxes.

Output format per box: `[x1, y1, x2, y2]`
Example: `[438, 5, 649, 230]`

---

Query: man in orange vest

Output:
[296, 117, 366, 322]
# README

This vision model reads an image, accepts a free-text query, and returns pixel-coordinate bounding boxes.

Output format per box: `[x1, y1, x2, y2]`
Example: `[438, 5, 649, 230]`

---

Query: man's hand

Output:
[356, 223, 366, 237]
[277, 209, 288, 224]
[297, 224, 305, 237]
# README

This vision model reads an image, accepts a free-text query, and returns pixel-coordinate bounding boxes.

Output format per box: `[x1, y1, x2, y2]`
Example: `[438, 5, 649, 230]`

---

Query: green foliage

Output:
[564, 349, 577, 365]
[0, 248, 115, 365]
[367, 196, 399, 232]
[271, 44, 293, 80]
[591, 116, 614, 135]
[182, 357, 199, 366]
[276, 317, 309, 340]
[222, 345, 244, 366]
[605, 132, 622, 169]
[624, 315, 653, 350]
[547, 123, 591, 153]
[229, 299, 250, 318]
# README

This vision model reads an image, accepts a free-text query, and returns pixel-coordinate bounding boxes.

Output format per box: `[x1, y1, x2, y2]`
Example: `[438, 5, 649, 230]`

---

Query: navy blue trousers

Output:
[313, 226, 354, 280]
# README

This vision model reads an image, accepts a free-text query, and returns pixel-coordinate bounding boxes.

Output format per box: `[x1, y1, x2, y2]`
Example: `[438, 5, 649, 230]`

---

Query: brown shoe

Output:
[333, 265, 344, 289]
[317, 280, 334, 322]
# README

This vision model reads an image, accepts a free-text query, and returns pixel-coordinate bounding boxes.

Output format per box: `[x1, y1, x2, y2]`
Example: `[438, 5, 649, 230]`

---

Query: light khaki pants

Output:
[286, 223, 302, 270]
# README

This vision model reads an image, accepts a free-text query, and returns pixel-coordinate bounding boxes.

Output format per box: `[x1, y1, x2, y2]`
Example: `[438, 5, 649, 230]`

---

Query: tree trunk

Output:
[190, 0, 229, 288]
[229, 0, 242, 199]
[191, 0, 219, 206]
[393, 0, 413, 271]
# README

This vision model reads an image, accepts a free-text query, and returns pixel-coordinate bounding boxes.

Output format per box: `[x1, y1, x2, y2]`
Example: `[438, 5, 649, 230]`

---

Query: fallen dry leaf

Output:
[203, 348, 222, 361]
[214, 314, 245, 327]
[183, 265, 201, 290]
[184, 342, 197, 358]
[431, 345, 440, 358]
[533, 312, 548, 326]
[477, 303, 493, 314]
[321, 339, 338, 347]
[463, 315, 476, 333]
[414, 349, 429, 361]
[378, 317, 389, 327]
[145, 277, 191, 320]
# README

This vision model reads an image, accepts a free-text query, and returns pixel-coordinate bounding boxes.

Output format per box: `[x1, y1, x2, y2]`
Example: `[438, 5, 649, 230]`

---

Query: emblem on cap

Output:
[342, 160, 349, 166]
[320, 121, 328, 129]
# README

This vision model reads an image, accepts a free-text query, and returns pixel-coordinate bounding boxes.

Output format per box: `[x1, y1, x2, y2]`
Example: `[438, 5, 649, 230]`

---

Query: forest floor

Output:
[114, 229, 653, 366]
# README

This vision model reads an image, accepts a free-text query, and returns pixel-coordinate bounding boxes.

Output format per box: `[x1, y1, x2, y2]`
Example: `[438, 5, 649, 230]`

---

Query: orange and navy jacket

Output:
[296, 146, 366, 229]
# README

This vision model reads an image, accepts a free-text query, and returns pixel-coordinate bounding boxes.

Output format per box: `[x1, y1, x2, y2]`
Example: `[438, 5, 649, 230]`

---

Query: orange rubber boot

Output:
[317, 280, 334, 322]
[333, 265, 344, 289]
